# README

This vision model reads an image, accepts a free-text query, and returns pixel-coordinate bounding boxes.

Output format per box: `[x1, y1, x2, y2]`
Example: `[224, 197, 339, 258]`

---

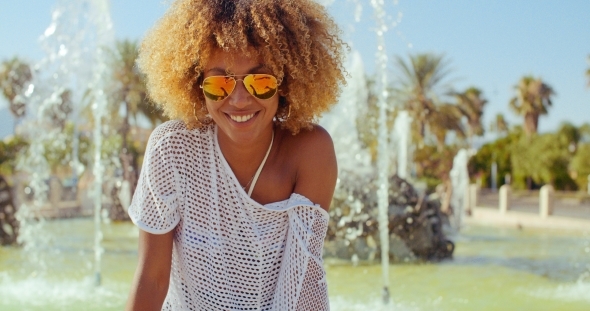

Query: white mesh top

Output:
[128, 120, 330, 311]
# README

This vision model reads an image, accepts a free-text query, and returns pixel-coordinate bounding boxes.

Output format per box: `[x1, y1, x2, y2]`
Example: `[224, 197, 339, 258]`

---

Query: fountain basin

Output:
[1, 218, 589, 310]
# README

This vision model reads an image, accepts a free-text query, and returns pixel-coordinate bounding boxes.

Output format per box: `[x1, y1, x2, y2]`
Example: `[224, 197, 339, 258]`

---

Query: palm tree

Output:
[489, 113, 509, 138]
[108, 39, 169, 144]
[428, 103, 466, 151]
[0, 57, 32, 130]
[556, 122, 581, 153]
[107, 39, 167, 220]
[454, 87, 487, 148]
[108, 40, 159, 133]
[47, 89, 73, 129]
[509, 76, 554, 137]
[392, 53, 455, 147]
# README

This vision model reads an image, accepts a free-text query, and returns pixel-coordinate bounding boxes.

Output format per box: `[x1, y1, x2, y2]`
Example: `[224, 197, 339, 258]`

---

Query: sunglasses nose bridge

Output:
[227, 77, 253, 107]
[231, 78, 250, 95]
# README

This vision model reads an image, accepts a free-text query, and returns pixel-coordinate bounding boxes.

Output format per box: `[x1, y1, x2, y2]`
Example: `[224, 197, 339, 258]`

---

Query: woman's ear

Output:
[278, 74, 288, 96]
[278, 83, 289, 97]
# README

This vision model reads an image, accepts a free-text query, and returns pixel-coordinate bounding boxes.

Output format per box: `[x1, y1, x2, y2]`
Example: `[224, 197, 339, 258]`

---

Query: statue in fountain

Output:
[325, 173, 454, 262]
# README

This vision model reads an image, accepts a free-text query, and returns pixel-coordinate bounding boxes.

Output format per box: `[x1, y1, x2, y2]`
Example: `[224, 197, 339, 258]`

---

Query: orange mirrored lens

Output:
[243, 74, 278, 100]
[202, 74, 278, 101]
[202, 76, 236, 101]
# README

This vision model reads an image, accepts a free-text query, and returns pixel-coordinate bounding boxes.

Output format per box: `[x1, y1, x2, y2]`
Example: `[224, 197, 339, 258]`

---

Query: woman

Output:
[125, 0, 346, 310]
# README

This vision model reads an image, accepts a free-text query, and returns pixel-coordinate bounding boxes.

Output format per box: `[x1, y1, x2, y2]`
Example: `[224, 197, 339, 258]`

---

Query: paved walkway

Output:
[477, 190, 590, 219]
[465, 190, 590, 231]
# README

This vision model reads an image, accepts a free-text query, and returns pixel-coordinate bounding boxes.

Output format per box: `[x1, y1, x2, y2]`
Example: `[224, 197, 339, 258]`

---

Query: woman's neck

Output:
[216, 125, 276, 172]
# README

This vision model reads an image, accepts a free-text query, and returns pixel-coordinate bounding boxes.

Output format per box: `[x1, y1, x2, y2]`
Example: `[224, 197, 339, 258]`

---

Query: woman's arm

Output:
[125, 229, 174, 311]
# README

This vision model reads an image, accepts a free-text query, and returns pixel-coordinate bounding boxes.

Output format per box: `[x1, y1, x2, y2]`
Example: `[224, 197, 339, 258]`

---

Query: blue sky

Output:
[1, 0, 589, 142]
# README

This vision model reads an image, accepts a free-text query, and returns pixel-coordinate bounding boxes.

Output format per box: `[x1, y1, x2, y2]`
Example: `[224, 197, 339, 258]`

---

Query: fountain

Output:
[449, 149, 470, 229]
[370, 0, 393, 303]
[319, 2, 457, 307]
[391, 111, 412, 180]
[8, 0, 114, 289]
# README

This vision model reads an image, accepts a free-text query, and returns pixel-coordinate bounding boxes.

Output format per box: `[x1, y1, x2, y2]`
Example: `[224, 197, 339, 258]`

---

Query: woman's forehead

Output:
[204, 49, 270, 74]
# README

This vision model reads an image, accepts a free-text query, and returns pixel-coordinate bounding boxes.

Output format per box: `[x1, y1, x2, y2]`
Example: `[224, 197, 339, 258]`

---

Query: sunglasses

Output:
[200, 74, 280, 102]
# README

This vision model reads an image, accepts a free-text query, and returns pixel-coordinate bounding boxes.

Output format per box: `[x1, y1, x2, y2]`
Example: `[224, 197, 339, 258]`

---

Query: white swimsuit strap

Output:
[247, 130, 274, 197]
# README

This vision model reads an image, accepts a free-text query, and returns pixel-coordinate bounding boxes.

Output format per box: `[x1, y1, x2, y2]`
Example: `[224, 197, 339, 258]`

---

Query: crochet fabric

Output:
[128, 121, 330, 310]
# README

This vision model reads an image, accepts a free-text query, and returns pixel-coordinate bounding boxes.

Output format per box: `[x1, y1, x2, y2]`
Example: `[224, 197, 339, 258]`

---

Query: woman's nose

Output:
[228, 80, 251, 108]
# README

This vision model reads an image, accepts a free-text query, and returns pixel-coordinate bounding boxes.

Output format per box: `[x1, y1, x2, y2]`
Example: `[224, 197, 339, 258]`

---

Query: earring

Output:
[275, 96, 291, 123]
[194, 103, 212, 125]
[275, 103, 291, 123]
[285, 104, 291, 120]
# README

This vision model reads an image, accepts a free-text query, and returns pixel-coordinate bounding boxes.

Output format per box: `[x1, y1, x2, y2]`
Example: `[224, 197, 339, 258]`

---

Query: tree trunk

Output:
[524, 113, 539, 136]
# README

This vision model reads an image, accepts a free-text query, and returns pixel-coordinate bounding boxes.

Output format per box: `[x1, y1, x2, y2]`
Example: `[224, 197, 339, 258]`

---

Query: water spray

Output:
[370, 0, 391, 304]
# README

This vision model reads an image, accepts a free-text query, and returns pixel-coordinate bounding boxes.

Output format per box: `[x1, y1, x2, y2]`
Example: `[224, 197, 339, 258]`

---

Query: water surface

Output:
[1, 219, 588, 310]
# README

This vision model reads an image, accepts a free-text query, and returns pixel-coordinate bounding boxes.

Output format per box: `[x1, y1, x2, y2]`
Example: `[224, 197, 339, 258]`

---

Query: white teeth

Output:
[229, 113, 255, 123]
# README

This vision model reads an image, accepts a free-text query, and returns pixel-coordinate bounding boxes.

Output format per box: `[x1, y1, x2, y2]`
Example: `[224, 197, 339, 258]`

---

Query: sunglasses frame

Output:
[200, 73, 281, 102]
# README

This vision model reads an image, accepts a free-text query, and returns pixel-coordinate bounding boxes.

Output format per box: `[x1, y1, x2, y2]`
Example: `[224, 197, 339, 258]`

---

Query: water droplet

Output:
[44, 23, 56, 37]
[25, 84, 35, 97]
[354, 3, 363, 22]
[58, 45, 68, 56]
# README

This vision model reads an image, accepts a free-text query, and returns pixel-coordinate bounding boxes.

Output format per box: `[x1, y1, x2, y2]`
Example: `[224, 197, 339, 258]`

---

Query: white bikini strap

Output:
[247, 130, 274, 197]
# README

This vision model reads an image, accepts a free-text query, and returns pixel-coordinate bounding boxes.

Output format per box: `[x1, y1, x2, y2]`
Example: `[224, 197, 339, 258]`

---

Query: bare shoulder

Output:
[285, 124, 338, 211]
[285, 124, 335, 157]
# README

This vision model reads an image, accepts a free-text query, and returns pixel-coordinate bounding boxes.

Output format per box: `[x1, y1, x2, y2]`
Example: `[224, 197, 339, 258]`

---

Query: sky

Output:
[1, 0, 589, 143]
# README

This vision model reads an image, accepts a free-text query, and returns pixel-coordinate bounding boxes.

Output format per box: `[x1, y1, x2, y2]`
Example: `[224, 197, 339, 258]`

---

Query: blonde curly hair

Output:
[137, 0, 347, 134]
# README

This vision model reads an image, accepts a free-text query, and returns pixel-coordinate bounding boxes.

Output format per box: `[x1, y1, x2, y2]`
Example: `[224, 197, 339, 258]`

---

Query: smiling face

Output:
[203, 49, 279, 145]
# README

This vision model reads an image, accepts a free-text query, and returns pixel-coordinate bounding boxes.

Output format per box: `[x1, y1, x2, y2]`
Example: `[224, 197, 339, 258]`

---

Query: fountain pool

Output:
[3, 1, 589, 310]
[1, 218, 588, 311]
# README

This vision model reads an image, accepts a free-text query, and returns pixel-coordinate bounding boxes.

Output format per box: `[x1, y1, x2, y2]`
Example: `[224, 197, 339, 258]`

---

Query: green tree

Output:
[509, 76, 554, 136]
[108, 39, 166, 131]
[106, 39, 167, 220]
[454, 87, 487, 147]
[511, 132, 576, 190]
[47, 89, 73, 129]
[0, 136, 28, 176]
[565, 122, 590, 191]
[579, 123, 590, 142]
[468, 131, 517, 188]
[0, 57, 32, 128]
[556, 122, 581, 153]
[107, 40, 155, 181]
[356, 77, 378, 162]
[489, 113, 509, 138]
[392, 53, 455, 147]
[570, 143, 590, 191]
[428, 103, 465, 151]
[414, 144, 457, 191]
